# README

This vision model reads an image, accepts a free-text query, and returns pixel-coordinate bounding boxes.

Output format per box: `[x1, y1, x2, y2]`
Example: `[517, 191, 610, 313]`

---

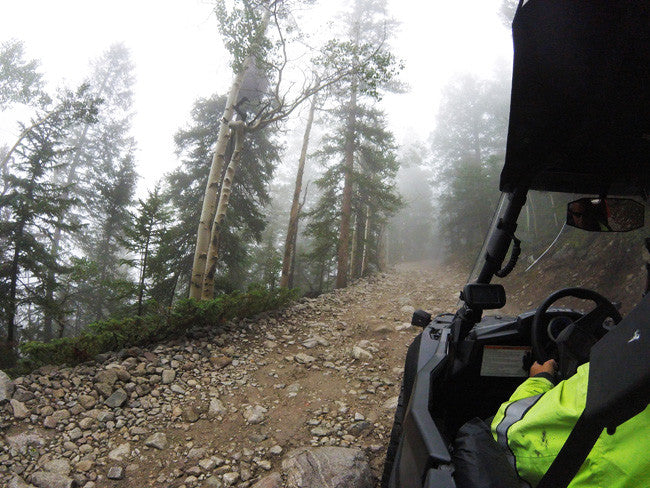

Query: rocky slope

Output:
[0, 261, 465, 488]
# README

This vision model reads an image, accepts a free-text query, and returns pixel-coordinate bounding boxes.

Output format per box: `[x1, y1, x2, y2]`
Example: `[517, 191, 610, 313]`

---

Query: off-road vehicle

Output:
[381, 1, 650, 487]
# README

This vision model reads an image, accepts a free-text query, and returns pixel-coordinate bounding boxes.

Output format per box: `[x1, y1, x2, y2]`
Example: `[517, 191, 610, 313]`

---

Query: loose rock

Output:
[104, 388, 128, 408]
[0, 370, 15, 403]
[30, 471, 74, 488]
[282, 447, 373, 488]
[145, 432, 168, 450]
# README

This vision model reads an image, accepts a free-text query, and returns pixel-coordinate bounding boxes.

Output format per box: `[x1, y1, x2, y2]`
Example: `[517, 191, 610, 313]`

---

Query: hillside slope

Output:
[0, 262, 465, 488]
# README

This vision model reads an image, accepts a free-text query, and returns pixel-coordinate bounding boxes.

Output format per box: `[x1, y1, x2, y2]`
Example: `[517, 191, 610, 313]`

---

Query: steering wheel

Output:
[531, 287, 622, 366]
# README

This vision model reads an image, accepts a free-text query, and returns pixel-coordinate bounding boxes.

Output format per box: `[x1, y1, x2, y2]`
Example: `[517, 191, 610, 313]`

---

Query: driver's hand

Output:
[530, 359, 557, 377]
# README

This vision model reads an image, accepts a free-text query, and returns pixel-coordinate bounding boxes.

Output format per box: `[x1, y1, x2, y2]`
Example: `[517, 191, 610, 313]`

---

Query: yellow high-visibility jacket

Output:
[491, 363, 650, 488]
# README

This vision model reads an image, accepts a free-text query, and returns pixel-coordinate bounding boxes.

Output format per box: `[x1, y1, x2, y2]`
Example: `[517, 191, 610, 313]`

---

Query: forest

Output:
[0, 0, 521, 368]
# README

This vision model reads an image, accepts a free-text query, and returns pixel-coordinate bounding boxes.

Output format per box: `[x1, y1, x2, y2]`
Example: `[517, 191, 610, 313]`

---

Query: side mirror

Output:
[567, 198, 644, 232]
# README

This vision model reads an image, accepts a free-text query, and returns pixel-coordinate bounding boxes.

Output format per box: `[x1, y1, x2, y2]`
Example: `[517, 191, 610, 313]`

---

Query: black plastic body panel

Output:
[388, 309, 581, 487]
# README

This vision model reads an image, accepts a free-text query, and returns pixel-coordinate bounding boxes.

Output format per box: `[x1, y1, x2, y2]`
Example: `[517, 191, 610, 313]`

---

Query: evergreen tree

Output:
[0, 39, 44, 110]
[58, 44, 138, 328]
[315, 0, 401, 288]
[430, 73, 510, 260]
[0, 86, 98, 355]
[123, 186, 171, 317]
[304, 104, 401, 288]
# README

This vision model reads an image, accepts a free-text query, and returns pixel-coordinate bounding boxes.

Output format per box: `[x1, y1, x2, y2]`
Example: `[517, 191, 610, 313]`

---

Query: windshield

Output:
[467, 191, 648, 316]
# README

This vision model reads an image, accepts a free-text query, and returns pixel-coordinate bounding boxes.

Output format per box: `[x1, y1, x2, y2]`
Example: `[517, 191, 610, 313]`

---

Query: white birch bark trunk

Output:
[201, 122, 246, 300]
[189, 61, 253, 299]
[189, 8, 271, 299]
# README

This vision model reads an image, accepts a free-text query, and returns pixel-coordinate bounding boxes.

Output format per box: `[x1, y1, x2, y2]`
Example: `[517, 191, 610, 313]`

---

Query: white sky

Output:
[0, 0, 512, 194]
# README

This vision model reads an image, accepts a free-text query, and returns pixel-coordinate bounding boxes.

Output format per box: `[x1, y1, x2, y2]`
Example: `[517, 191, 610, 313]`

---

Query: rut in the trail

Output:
[0, 261, 465, 488]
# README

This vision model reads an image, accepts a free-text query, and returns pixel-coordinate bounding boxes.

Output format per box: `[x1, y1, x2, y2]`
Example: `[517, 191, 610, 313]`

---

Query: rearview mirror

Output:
[567, 198, 644, 232]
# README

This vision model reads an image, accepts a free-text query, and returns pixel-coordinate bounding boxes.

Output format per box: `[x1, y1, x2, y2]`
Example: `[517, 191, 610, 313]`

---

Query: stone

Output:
[269, 445, 283, 455]
[112, 367, 131, 381]
[79, 417, 95, 429]
[68, 427, 83, 441]
[301, 335, 330, 349]
[145, 432, 168, 450]
[251, 472, 282, 488]
[0, 370, 15, 403]
[43, 416, 58, 429]
[12, 388, 34, 403]
[30, 471, 74, 488]
[78, 395, 97, 409]
[351, 346, 373, 361]
[222, 472, 240, 486]
[8, 476, 31, 488]
[383, 396, 399, 410]
[94, 382, 113, 398]
[209, 398, 227, 417]
[96, 369, 118, 386]
[199, 457, 217, 470]
[204, 475, 223, 488]
[7, 433, 45, 456]
[108, 443, 131, 461]
[243, 404, 267, 424]
[187, 447, 206, 460]
[76, 460, 93, 472]
[43, 459, 71, 475]
[210, 355, 232, 369]
[10, 398, 29, 419]
[294, 353, 315, 365]
[182, 405, 200, 423]
[348, 421, 372, 436]
[107, 466, 125, 480]
[282, 447, 373, 488]
[104, 388, 128, 408]
[161, 369, 176, 384]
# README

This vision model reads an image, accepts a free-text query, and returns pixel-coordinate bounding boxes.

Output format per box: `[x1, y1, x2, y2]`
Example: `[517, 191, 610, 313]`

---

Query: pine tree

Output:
[123, 186, 171, 317]
[0, 86, 98, 354]
[430, 73, 510, 260]
[0, 39, 44, 111]
[58, 44, 137, 328]
[314, 0, 401, 288]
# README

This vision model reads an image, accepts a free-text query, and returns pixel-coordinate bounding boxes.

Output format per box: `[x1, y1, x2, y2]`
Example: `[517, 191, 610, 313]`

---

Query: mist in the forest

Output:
[0, 0, 518, 360]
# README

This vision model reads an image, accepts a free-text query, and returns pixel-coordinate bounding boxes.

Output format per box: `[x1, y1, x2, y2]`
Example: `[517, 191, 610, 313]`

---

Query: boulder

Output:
[282, 447, 373, 488]
[251, 472, 283, 488]
[0, 370, 15, 403]
[30, 471, 74, 488]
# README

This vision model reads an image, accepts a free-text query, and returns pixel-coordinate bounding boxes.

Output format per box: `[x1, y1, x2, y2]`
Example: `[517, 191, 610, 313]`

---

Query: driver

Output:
[491, 359, 650, 487]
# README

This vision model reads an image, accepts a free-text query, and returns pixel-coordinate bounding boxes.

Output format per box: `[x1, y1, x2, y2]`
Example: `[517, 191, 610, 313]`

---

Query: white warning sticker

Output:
[480, 345, 530, 377]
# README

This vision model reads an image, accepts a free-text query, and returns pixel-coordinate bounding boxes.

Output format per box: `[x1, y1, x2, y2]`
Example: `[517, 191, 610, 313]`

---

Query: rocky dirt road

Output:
[0, 261, 465, 488]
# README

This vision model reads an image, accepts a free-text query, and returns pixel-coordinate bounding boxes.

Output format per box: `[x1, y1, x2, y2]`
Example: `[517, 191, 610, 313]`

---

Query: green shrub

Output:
[18, 285, 299, 371]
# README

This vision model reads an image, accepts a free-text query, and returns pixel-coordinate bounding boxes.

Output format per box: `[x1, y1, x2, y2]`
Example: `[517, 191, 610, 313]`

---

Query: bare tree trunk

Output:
[377, 223, 387, 272]
[137, 231, 152, 317]
[351, 210, 366, 280]
[360, 205, 370, 276]
[201, 122, 246, 300]
[335, 86, 358, 289]
[350, 213, 359, 279]
[280, 94, 317, 288]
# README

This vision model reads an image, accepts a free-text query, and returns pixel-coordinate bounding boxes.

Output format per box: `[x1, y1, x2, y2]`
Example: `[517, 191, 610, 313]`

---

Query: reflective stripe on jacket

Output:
[491, 363, 650, 488]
